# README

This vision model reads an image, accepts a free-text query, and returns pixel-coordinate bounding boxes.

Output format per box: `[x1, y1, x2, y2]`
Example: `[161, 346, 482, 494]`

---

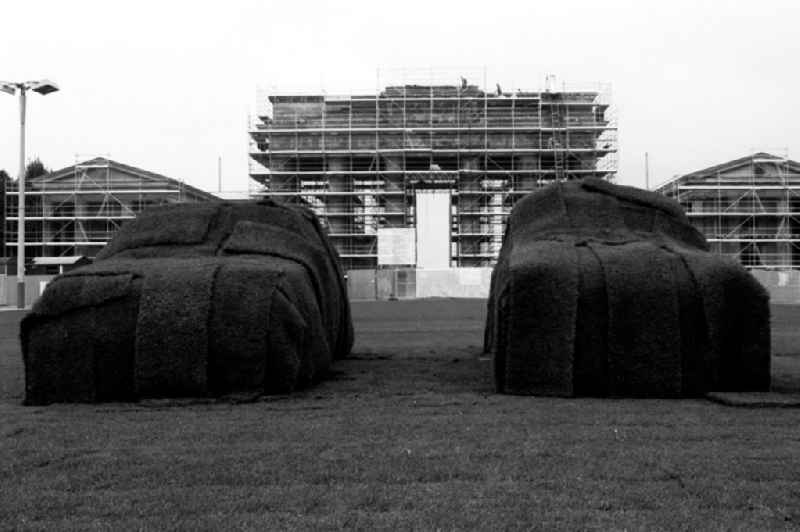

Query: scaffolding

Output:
[249, 73, 618, 269]
[5, 157, 216, 260]
[657, 153, 800, 270]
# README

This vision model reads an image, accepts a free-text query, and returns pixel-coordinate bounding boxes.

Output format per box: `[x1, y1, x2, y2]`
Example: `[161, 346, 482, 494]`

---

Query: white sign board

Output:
[415, 190, 451, 269]
[378, 227, 416, 266]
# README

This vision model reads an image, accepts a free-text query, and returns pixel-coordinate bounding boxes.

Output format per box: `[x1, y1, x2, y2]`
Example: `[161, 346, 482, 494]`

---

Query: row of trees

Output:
[0, 157, 50, 185]
[0, 159, 48, 252]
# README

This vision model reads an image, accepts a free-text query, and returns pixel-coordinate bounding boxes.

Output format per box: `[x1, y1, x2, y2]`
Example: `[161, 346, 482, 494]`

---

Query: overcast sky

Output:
[2, 0, 798, 193]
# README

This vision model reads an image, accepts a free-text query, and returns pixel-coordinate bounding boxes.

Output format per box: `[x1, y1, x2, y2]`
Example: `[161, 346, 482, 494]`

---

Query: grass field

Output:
[2, 300, 800, 530]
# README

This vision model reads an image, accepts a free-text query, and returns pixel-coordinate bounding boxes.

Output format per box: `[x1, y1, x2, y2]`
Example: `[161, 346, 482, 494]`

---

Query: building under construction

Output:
[249, 74, 617, 270]
[5, 157, 216, 263]
[656, 152, 800, 270]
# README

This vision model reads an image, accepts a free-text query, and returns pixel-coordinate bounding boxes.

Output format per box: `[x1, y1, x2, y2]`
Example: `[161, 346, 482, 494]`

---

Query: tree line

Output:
[0, 157, 50, 185]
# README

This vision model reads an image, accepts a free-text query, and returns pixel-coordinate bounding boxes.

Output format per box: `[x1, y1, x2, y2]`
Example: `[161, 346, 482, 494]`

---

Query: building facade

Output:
[656, 153, 800, 270]
[5, 157, 217, 261]
[249, 78, 617, 269]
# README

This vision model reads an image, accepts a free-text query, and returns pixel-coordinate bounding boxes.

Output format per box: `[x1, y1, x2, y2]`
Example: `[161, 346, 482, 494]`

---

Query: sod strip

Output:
[208, 264, 279, 395]
[504, 241, 579, 396]
[134, 261, 220, 397]
[572, 244, 610, 396]
[596, 241, 683, 397]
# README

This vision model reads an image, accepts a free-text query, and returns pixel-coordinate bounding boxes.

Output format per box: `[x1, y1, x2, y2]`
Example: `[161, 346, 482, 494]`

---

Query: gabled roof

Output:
[32, 157, 219, 201]
[656, 152, 800, 191]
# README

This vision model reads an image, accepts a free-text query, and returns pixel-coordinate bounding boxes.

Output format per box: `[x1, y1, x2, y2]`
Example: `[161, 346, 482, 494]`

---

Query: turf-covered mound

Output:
[22, 200, 353, 404]
[485, 178, 770, 397]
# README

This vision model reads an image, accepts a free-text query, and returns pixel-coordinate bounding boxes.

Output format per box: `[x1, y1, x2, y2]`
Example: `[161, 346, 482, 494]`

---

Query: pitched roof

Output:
[32, 157, 219, 201]
[655, 152, 800, 191]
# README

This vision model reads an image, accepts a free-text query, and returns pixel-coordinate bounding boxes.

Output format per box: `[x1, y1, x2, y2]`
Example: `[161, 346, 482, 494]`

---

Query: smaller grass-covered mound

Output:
[485, 178, 770, 397]
[22, 200, 353, 405]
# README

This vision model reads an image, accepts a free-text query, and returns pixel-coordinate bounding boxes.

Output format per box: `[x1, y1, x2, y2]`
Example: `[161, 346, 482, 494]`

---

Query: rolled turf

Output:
[21, 199, 353, 404]
[485, 178, 771, 397]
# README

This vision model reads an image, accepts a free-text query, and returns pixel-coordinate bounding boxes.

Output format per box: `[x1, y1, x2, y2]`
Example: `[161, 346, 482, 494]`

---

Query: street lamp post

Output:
[0, 80, 59, 308]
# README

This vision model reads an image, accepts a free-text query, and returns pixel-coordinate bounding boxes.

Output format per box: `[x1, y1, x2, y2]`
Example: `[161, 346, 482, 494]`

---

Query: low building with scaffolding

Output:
[248, 73, 617, 270]
[656, 152, 800, 270]
[4, 157, 217, 263]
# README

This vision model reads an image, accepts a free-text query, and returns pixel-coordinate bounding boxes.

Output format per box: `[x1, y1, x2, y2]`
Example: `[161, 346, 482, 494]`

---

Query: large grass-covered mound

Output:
[485, 178, 770, 397]
[22, 200, 353, 404]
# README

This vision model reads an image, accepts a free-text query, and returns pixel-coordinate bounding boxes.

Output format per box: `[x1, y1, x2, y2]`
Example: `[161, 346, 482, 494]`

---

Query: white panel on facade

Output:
[377, 228, 416, 266]
[415, 190, 451, 269]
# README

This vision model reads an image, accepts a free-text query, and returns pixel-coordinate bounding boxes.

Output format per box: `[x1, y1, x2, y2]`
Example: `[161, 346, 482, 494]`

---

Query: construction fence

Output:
[347, 268, 493, 300]
[0, 275, 58, 308]
[750, 269, 800, 305]
[347, 267, 800, 304]
[5, 268, 799, 307]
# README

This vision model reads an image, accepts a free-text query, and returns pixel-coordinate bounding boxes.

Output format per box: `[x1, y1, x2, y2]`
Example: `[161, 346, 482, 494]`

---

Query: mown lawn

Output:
[1, 301, 799, 530]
